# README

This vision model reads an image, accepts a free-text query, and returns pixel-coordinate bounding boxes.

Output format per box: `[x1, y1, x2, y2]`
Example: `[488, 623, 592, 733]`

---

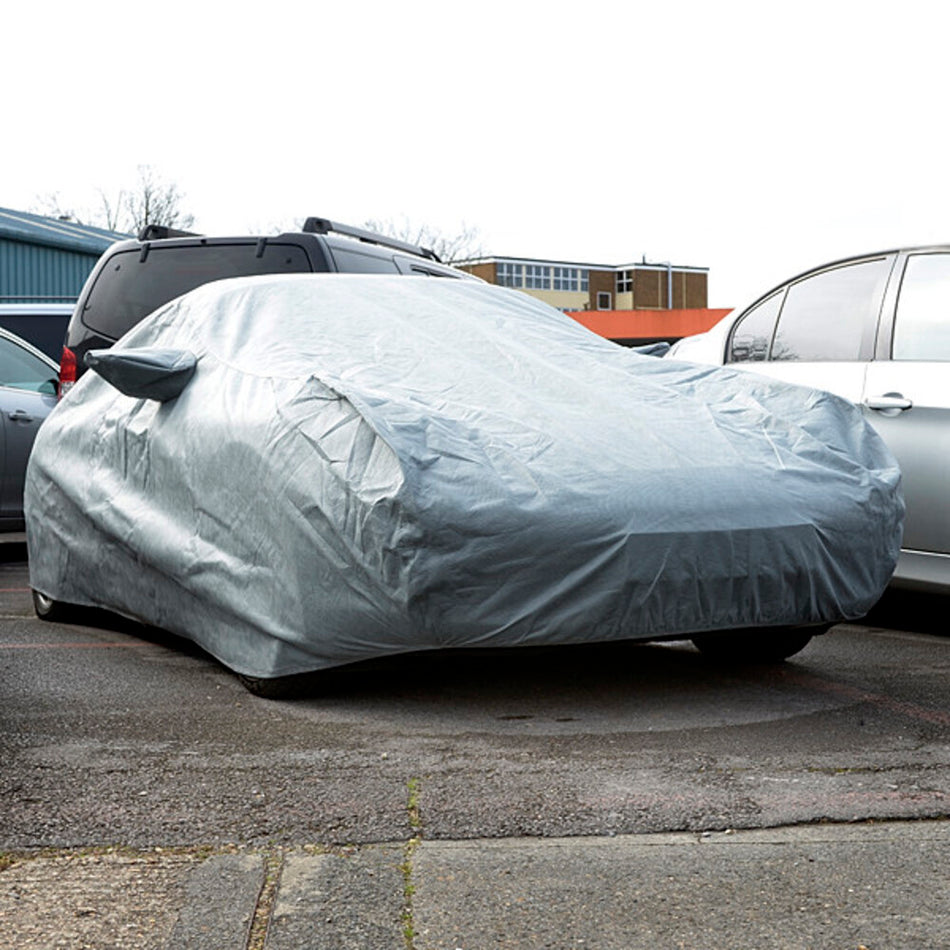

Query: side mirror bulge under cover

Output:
[84, 347, 197, 402]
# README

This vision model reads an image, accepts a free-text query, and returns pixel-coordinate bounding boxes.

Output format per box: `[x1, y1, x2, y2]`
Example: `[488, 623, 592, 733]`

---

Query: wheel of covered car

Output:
[237, 674, 291, 699]
[31, 589, 76, 623]
[236, 671, 317, 699]
[690, 626, 828, 663]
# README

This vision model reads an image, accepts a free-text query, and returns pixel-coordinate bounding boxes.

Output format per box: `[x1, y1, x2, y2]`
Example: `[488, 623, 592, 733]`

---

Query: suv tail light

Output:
[59, 346, 77, 399]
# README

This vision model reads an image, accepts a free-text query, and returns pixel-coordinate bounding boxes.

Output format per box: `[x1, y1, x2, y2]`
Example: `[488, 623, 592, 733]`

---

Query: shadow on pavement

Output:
[80, 605, 746, 702]
[863, 587, 947, 637]
[0, 539, 27, 562]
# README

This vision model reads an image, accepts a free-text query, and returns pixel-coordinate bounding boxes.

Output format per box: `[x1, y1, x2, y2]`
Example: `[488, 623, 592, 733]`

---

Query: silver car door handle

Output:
[865, 393, 913, 412]
[7, 409, 35, 423]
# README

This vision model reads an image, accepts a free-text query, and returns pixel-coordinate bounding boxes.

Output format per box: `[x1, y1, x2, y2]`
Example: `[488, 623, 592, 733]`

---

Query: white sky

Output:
[5, 0, 947, 308]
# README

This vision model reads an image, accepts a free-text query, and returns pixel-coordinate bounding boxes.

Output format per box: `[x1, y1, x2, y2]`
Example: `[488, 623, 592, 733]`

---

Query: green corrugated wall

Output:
[0, 238, 102, 303]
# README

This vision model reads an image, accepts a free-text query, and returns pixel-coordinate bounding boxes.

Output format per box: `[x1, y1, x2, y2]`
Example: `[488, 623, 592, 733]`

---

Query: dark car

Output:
[669, 244, 950, 593]
[0, 303, 74, 361]
[0, 327, 57, 528]
[60, 216, 474, 394]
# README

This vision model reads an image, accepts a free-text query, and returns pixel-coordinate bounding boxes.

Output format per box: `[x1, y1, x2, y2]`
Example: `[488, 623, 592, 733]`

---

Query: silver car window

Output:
[893, 253, 950, 361]
[728, 291, 783, 362]
[771, 258, 890, 362]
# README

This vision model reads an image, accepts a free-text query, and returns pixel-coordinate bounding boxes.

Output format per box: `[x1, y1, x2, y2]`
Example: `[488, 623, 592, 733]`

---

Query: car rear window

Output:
[770, 258, 889, 362]
[728, 291, 783, 362]
[81, 242, 317, 340]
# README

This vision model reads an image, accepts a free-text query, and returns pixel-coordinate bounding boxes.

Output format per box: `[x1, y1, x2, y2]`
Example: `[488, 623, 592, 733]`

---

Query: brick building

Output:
[455, 255, 708, 312]
[456, 254, 724, 344]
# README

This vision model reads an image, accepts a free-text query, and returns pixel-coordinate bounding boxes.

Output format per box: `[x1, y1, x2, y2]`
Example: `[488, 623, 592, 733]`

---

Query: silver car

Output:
[0, 327, 57, 529]
[669, 245, 950, 593]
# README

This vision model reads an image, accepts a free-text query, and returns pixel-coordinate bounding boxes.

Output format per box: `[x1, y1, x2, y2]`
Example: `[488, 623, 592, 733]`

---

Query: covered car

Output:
[25, 275, 903, 686]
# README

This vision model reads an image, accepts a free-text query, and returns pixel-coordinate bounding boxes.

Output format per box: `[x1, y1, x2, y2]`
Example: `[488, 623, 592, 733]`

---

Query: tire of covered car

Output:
[31, 589, 77, 623]
[237, 673, 309, 700]
[690, 624, 832, 663]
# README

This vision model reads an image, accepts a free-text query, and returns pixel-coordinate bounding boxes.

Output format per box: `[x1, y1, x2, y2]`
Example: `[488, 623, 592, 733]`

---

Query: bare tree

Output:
[31, 192, 81, 224]
[94, 188, 128, 232]
[32, 165, 194, 235]
[363, 217, 483, 263]
[124, 165, 194, 234]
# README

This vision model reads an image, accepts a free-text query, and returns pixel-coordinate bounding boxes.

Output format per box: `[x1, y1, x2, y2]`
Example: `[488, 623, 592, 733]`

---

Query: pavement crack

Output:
[400, 836, 421, 950]
[245, 847, 285, 950]
[401, 776, 424, 949]
[407, 775, 422, 835]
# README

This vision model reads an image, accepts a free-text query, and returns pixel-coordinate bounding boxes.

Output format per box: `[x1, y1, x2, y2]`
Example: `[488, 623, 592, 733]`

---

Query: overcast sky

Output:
[5, 1, 946, 308]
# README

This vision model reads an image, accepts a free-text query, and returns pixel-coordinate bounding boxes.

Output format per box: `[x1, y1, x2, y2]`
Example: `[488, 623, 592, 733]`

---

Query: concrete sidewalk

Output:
[1, 821, 948, 949]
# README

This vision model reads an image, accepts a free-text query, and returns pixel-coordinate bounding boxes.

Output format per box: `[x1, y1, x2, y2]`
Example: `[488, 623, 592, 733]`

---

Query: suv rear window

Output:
[81, 242, 317, 339]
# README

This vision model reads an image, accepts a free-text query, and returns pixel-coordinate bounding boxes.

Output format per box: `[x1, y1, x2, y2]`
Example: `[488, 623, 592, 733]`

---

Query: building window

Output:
[597, 291, 612, 310]
[498, 262, 589, 293]
[497, 262, 523, 288]
[552, 267, 581, 292]
[616, 270, 632, 293]
[524, 264, 550, 290]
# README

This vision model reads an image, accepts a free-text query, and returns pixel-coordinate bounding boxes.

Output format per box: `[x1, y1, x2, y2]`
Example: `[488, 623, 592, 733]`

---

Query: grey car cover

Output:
[26, 275, 903, 678]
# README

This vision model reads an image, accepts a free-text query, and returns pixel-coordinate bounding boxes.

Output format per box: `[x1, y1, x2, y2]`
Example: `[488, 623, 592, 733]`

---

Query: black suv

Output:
[60, 217, 473, 393]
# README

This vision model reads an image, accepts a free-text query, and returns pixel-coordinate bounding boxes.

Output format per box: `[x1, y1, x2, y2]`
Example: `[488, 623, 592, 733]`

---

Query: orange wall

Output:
[567, 308, 731, 341]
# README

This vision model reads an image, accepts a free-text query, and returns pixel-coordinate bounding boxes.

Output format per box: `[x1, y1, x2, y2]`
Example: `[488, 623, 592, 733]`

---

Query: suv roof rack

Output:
[138, 224, 203, 241]
[301, 216, 441, 263]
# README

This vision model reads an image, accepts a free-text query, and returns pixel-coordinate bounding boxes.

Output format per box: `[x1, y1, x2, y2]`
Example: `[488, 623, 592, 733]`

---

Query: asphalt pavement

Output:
[2, 541, 949, 948]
